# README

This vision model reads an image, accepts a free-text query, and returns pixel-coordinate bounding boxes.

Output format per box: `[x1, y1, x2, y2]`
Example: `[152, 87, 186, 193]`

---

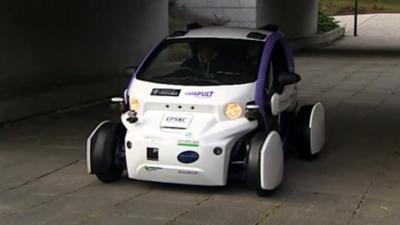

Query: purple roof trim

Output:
[255, 33, 295, 129]
[128, 40, 165, 90]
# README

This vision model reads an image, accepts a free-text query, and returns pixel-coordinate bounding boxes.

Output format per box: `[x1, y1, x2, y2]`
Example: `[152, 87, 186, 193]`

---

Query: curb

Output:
[289, 27, 345, 51]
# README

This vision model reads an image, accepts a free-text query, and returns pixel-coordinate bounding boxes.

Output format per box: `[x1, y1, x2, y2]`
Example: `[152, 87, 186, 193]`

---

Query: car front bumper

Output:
[122, 113, 257, 186]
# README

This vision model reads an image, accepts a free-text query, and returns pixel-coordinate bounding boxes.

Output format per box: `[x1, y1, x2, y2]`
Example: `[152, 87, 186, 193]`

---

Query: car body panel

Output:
[123, 80, 258, 185]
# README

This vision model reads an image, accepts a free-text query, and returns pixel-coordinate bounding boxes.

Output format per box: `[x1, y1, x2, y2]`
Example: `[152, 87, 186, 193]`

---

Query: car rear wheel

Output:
[296, 103, 325, 160]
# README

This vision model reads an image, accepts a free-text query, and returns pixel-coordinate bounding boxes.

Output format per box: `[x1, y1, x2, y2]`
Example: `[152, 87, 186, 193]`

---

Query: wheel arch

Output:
[86, 120, 112, 174]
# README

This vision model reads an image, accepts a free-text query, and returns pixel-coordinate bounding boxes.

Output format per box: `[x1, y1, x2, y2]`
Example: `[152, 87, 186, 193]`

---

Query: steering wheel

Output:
[192, 77, 221, 85]
[173, 67, 199, 76]
[156, 67, 198, 80]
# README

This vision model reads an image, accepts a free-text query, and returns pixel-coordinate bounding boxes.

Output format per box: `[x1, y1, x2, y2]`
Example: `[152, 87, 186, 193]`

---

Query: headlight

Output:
[130, 98, 140, 111]
[225, 103, 242, 119]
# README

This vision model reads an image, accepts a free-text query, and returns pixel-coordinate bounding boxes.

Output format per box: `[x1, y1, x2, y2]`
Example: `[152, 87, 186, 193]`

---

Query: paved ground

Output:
[334, 14, 400, 51]
[1, 14, 400, 225]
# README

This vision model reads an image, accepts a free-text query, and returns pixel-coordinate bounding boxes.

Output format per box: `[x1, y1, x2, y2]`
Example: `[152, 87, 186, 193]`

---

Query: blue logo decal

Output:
[177, 151, 199, 164]
[185, 91, 214, 98]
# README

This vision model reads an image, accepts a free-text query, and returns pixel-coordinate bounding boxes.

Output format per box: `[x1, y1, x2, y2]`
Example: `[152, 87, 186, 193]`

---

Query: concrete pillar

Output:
[257, 0, 319, 38]
[0, 0, 168, 123]
[175, 0, 258, 28]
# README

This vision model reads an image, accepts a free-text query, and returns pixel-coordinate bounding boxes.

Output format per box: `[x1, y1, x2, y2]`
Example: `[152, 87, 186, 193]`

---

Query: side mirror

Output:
[245, 104, 260, 121]
[110, 97, 129, 112]
[277, 72, 301, 94]
[111, 97, 124, 103]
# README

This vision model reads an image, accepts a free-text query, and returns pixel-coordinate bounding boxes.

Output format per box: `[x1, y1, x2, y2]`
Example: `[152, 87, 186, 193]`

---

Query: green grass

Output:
[320, 0, 400, 15]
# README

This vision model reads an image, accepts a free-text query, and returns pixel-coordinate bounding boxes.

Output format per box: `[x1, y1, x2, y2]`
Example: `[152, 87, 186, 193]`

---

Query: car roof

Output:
[168, 26, 271, 42]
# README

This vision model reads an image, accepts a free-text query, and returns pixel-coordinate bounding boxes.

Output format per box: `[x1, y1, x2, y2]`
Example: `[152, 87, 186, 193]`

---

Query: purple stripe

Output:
[255, 33, 295, 129]
[128, 39, 165, 90]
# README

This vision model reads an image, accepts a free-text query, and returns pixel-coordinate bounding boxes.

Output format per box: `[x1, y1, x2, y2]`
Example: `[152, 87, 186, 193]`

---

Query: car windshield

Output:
[136, 38, 264, 86]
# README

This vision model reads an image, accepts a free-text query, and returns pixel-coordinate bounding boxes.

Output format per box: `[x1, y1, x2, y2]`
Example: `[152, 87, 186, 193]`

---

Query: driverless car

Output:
[86, 24, 325, 195]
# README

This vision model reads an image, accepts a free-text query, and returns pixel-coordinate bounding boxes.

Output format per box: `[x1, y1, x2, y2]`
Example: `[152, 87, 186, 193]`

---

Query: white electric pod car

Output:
[86, 24, 325, 196]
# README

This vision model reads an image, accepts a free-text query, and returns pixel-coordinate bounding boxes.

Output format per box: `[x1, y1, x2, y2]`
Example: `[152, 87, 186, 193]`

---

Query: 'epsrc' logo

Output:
[166, 116, 187, 123]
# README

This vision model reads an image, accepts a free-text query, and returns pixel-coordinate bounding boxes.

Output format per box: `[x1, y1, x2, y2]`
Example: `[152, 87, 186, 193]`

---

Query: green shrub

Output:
[318, 10, 340, 32]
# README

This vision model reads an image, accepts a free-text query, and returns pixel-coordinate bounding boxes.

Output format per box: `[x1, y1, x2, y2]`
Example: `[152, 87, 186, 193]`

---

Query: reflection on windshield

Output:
[136, 39, 264, 86]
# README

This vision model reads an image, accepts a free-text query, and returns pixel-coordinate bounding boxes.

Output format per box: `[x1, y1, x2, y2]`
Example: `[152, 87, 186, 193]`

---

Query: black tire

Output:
[247, 131, 276, 196]
[278, 111, 296, 151]
[296, 105, 317, 160]
[90, 122, 125, 183]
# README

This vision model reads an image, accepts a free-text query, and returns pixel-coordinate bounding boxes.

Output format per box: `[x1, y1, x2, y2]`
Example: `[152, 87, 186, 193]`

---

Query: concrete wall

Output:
[257, 0, 319, 38]
[174, 0, 318, 38]
[0, 0, 168, 123]
[175, 0, 257, 27]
